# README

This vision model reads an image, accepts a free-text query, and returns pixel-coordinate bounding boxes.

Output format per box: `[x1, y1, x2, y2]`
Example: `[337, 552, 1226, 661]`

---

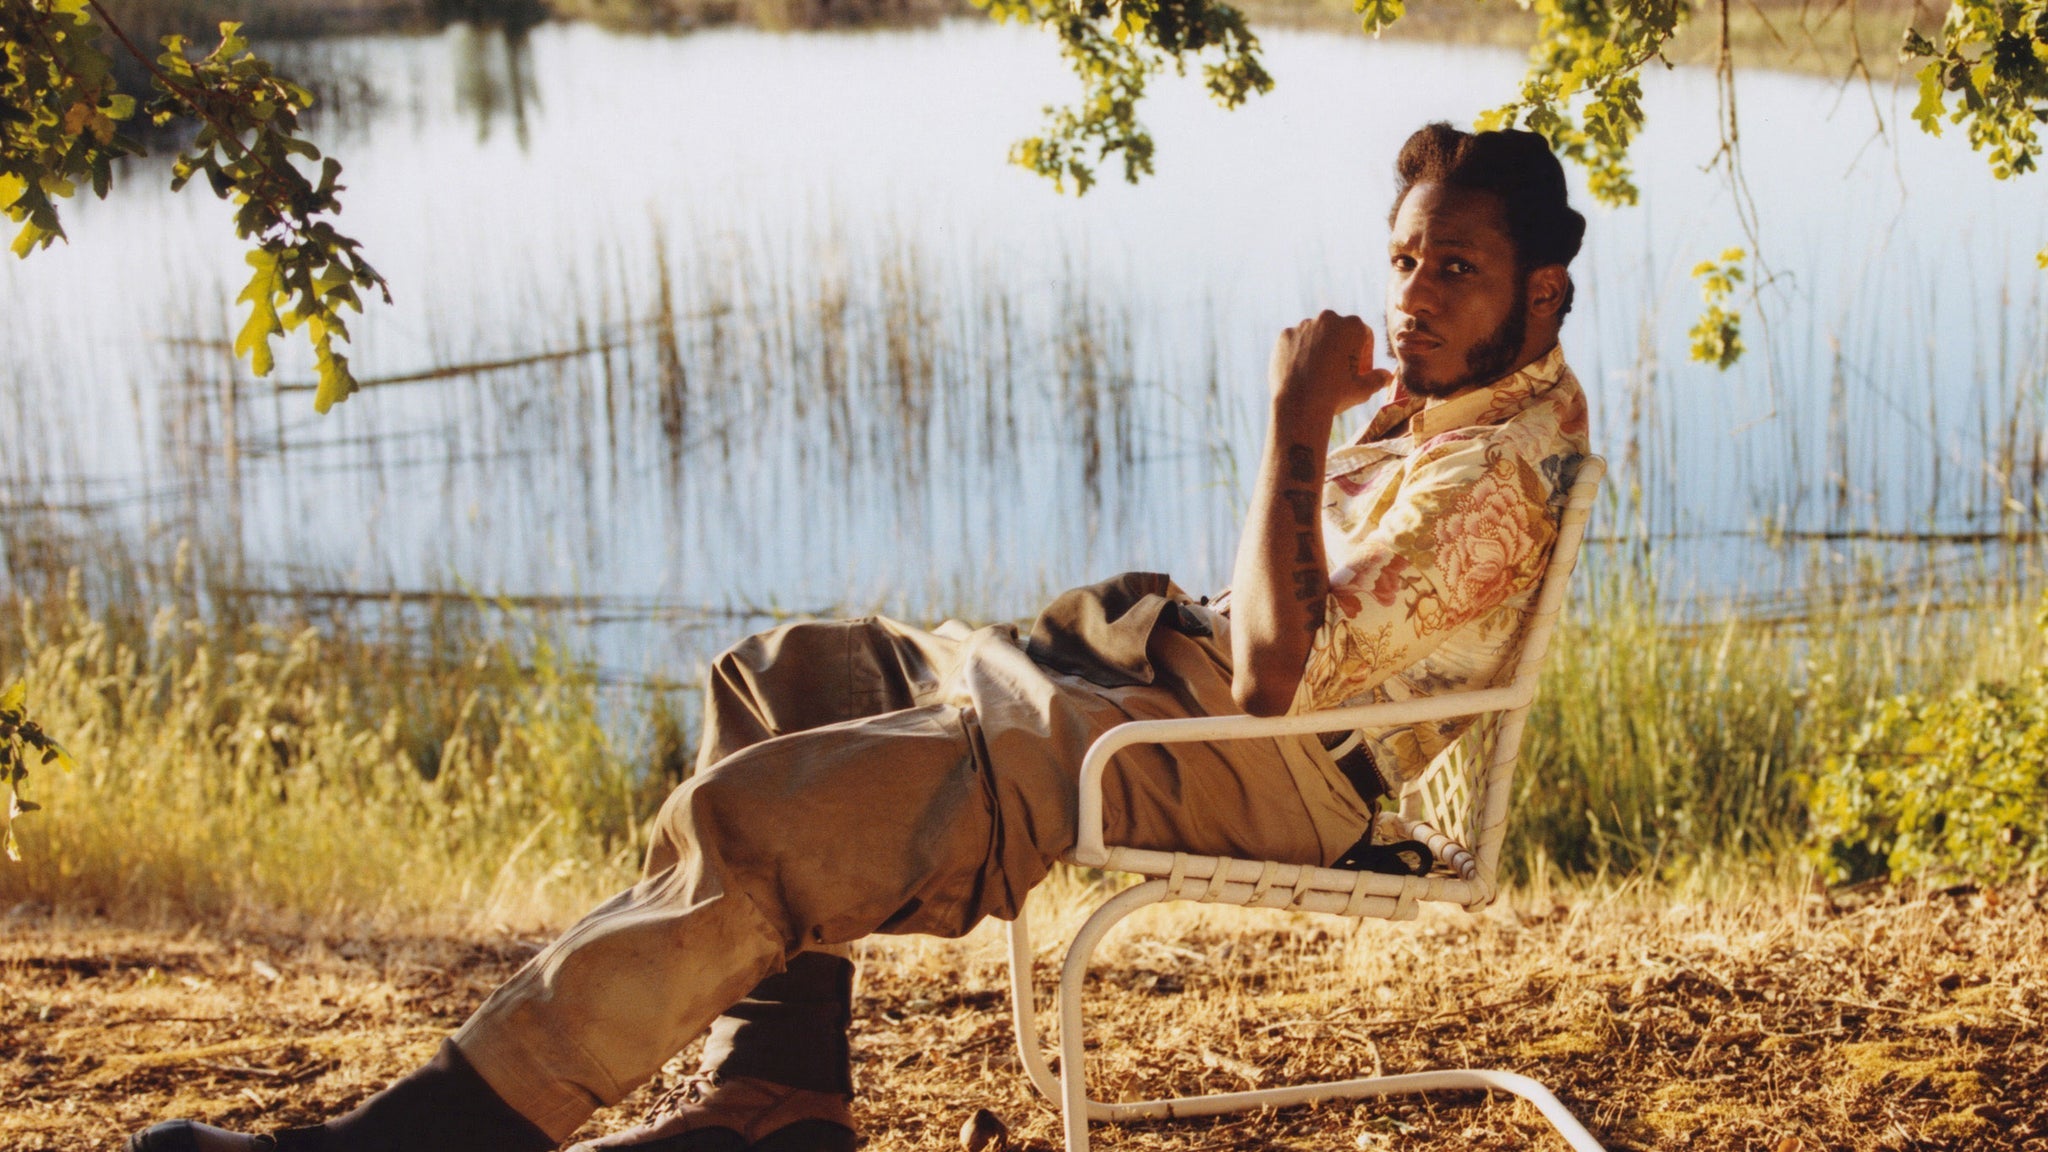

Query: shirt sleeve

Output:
[1292, 431, 1560, 714]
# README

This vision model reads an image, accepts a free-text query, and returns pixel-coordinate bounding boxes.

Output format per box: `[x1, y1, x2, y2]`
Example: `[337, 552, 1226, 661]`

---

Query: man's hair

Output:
[1389, 122, 1586, 316]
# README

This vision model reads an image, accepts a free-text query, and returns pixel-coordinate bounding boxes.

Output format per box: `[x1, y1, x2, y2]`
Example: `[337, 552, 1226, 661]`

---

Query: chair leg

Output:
[1016, 879, 1608, 1152]
[1057, 879, 1174, 1152]
[1005, 909, 1060, 1105]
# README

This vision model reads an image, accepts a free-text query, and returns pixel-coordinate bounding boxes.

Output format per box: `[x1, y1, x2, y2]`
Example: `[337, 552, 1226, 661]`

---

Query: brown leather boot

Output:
[567, 1073, 855, 1152]
[570, 952, 859, 1152]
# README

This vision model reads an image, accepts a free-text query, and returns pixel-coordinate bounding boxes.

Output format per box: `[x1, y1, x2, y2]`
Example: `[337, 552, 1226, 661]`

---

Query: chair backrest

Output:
[1395, 454, 1606, 902]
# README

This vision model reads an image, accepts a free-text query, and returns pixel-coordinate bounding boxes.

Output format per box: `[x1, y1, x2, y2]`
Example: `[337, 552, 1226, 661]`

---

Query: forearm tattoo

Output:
[1283, 490, 1318, 526]
[1292, 570, 1322, 601]
[1283, 440, 1325, 629]
[1286, 443, 1317, 484]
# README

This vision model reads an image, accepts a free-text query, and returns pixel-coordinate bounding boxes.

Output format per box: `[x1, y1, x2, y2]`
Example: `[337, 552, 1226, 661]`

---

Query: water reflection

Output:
[429, 0, 550, 24]
[450, 20, 542, 147]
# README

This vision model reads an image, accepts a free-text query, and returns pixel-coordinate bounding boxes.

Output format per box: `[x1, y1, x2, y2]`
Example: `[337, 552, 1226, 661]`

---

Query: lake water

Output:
[2, 18, 2044, 683]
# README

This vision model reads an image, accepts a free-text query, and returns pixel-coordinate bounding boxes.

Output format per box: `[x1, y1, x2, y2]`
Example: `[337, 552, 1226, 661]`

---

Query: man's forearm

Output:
[1230, 397, 1335, 716]
[1232, 311, 1388, 716]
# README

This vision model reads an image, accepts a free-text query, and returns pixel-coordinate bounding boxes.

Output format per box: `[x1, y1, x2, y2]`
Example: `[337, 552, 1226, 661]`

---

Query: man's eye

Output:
[1447, 260, 1475, 274]
[1391, 255, 1417, 270]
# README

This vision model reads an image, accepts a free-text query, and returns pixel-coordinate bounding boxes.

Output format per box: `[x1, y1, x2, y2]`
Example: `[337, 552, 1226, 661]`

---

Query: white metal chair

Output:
[1004, 455, 1608, 1152]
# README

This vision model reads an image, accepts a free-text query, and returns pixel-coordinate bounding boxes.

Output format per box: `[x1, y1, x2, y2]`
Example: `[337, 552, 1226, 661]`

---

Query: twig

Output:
[83, 0, 275, 182]
[1826, 995, 1916, 1015]
[271, 345, 617, 393]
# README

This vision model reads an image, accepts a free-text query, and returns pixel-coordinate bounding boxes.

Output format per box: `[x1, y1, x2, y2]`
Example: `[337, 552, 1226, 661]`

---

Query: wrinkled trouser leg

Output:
[695, 618, 963, 773]
[453, 622, 988, 1142]
[693, 619, 966, 1095]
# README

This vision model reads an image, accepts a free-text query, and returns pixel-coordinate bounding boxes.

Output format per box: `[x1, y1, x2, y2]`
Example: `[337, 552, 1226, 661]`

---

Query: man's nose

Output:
[1392, 271, 1434, 318]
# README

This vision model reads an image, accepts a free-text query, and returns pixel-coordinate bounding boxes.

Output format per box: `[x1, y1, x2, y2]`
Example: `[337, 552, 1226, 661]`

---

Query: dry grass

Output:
[0, 584, 671, 930]
[5, 874, 2044, 1151]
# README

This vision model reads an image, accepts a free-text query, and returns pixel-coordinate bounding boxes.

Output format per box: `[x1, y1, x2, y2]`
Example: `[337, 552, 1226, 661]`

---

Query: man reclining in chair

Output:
[130, 120, 1591, 1152]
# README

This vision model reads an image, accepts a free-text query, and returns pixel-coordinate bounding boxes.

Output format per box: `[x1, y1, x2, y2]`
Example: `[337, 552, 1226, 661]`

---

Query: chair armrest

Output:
[1069, 683, 1534, 867]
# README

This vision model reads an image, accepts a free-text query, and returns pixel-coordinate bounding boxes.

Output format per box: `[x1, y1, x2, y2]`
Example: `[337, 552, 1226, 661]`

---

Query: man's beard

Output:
[1398, 280, 1528, 399]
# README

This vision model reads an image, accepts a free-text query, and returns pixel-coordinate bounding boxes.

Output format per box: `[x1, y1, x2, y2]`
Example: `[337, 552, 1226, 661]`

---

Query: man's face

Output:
[1384, 182, 1530, 398]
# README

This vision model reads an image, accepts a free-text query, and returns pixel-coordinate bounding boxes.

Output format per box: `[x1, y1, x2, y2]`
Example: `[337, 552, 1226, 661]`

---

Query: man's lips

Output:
[1392, 329, 1442, 356]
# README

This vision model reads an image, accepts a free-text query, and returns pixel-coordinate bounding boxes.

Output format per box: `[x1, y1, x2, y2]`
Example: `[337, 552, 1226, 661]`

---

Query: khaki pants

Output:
[454, 613, 1373, 1140]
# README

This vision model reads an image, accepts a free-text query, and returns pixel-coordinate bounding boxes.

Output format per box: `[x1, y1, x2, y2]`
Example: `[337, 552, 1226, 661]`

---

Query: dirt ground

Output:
[4, 880, 2045, 1152]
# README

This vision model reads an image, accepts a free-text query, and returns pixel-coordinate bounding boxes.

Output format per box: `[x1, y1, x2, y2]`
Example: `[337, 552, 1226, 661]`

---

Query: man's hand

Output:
[1230, 312, 1390, 717]
[1268, 310, 1393, 418]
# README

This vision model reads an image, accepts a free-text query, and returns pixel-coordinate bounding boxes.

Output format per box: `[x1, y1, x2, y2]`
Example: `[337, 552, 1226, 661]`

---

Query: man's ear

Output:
[1526, 265, 1569, 320]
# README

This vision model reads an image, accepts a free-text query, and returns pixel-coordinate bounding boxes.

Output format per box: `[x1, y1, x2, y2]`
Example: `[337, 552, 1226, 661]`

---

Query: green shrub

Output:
[1805, 597, 2048, 885]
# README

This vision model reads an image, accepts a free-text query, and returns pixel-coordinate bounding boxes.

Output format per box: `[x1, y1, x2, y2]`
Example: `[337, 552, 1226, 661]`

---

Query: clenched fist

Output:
[1268, 310, 1393, 421]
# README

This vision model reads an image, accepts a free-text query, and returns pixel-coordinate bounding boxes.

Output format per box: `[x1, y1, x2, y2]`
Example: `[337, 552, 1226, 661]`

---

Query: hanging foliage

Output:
[974, 0, 1272, 194]
[0, 0, 387, 412]
[1, 679, 73, 863]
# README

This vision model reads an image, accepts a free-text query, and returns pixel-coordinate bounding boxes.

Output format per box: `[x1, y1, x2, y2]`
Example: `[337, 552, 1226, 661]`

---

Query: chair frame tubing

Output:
[1005, 457, 1609, 1152]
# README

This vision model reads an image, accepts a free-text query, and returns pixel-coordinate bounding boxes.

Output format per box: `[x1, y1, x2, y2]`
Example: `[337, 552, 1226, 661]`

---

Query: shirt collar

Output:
[1355, 343, 1568, 447]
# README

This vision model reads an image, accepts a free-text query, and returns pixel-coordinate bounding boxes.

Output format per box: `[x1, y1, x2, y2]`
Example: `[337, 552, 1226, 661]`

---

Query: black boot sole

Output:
[127, 1121, 279, 1152]
[129, 1121, 206, 1152]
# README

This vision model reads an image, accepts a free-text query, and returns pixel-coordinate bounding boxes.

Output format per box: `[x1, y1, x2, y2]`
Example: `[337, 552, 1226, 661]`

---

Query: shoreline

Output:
[105, 0, 1929, 81]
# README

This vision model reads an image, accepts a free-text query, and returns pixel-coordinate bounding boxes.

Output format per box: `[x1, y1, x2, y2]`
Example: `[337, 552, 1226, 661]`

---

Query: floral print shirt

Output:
[1295, 344, 1590, 787]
